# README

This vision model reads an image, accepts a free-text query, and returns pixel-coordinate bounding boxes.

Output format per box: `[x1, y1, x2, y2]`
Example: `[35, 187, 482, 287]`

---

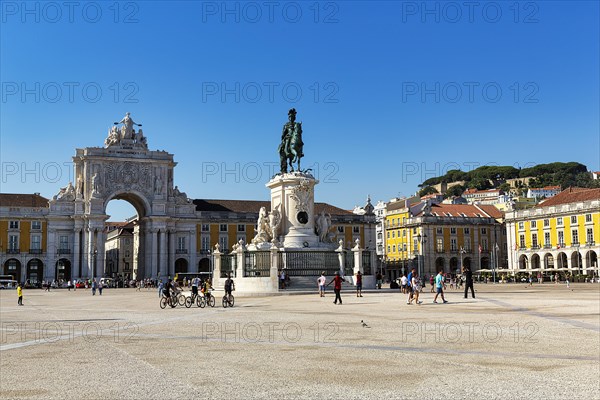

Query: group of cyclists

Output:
[160, 274, 235, 309]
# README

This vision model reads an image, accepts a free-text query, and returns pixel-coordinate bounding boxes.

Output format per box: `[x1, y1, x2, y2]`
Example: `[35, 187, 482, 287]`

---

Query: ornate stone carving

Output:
[290, 179, 312, 213]
[136, 129, 148, 149]
[252, 207, 270, 245]
[315, 210, 334, 243]
[114, 112, 141, 140]
[172, 186, 191, 204]
[268, 204, 282, 243]
[54, 181, 76, 201]
[154, 168, 163, 195]
[91, 173, 102, 198]
[251, 205, 282, 245]
[75, 175, 84, 199]
[104, 126, 121, 147]
[103, 162, 152, 196]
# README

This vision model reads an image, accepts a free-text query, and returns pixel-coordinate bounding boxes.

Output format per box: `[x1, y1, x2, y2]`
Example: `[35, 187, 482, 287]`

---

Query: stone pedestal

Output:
[266, 172, 320, 249]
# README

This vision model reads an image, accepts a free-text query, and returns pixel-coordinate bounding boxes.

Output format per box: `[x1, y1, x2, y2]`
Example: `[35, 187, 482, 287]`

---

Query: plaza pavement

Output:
[0, 283, 599, 400]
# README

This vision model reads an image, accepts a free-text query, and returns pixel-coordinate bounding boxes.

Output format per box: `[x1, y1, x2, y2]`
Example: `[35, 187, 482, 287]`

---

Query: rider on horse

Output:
[279, 108, 304, 173]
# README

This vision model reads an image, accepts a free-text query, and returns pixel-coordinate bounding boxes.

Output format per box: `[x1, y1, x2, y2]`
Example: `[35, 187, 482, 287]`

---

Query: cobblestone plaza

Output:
[1, 284, 598, 399]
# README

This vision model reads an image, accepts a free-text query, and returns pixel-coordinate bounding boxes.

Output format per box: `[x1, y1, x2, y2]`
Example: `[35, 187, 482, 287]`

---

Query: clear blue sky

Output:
[1, 1, 599, 220]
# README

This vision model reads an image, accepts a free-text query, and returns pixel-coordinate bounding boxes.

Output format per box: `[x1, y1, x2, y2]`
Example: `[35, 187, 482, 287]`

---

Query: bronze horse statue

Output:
[279, 120, 304, 173]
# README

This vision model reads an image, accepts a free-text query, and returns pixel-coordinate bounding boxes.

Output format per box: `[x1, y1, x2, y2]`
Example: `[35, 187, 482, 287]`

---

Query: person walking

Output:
[158, 280, 163, 298]
[565, 274, 570, 288]
[433, 270, 448, 304]
[327, 271, 344, 305]
[376, 272, 383, 289]
[429, 275, 435, 293]
[317, 272, 326, 297]
[91, 279, 97, 296]
[400, 274, 408, 294]
[355, 271, 363, 297]
[463, 265, 475, 299]
[17, 283, 23, 306]
[67, 280, 72, 291]
[406, 268, 416, 304]
[410, 271, 422, 304]
[98, 280, 103, 296]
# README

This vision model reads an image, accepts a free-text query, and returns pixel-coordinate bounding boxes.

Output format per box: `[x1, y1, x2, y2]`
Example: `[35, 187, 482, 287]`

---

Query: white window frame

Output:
[201, 236, 210, 251]
[31, 235, 41, 250]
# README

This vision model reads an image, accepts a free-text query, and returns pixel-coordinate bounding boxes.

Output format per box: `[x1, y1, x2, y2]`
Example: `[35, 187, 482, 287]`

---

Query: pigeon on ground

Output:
[361, 320, 370, 328]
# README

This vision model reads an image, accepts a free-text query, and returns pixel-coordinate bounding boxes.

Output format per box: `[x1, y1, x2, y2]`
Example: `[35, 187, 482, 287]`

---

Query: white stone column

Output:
[47, 229, 57, 281]
[169, 229, 176, 277]
[212, 248, 222, 284]
[151, 229, 158, 278]
[144, 226, 152, 279]
[336, 245, 345, 276]
[73, 228, 81, 279]
[96, 229, 105, 278]
[189, 230, 197, 273]
[235, 246, 245, 279]
[159, 229, 167, 277]
[353, 247, 363, 276]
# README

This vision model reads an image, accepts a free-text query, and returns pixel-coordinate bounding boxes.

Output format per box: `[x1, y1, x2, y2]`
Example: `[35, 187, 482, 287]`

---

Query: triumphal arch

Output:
[48, 113, 197, 280]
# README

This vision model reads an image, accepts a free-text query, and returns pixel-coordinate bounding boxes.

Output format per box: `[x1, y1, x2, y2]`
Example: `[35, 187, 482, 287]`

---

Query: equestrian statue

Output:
[278, 108, 304, 174]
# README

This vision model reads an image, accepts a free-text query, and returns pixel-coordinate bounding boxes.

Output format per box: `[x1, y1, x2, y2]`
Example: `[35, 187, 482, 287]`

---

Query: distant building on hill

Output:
[527, 186, 561, 200]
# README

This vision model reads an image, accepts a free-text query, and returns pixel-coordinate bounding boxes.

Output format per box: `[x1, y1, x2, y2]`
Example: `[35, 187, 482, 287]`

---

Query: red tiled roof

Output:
[0, 193, 49, 208]
[536, 187, 600, 207]
[193, 199, 353, 215]
[476, 204, 504, 219]
[416, 204, 493, 218]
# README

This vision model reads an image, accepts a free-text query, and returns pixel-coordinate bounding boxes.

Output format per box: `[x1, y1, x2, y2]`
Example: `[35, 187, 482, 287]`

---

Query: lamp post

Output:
[459, 247, 466, 275]
[93, 247, 98, 281]
[493, 243, 499, 284]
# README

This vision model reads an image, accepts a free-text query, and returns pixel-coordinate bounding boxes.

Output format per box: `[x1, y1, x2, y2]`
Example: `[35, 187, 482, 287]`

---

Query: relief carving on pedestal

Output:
[290, 179, 312, 213]
[102, 162, 153, 196]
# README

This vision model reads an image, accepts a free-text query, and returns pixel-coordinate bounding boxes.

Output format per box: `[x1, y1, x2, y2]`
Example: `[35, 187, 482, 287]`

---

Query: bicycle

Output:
[159, 293, 178, 309]
[185, 292, 202, 308]
[199, 290, 215, 308]
[222, 292, 235, 308]
[176, 290, 187, 306]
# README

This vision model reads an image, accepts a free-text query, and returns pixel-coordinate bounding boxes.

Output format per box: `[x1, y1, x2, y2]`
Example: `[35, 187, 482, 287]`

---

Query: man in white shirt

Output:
[400, 275, 408, 294]
[317, 272, 327, 297]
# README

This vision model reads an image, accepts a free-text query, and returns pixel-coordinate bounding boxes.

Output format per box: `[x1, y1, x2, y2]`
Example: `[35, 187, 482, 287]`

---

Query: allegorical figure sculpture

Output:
[91, 172, 101, 196]
[278, 108, 304, 174]
[315, 210, 333, 243]
[114, 112, 142, 140]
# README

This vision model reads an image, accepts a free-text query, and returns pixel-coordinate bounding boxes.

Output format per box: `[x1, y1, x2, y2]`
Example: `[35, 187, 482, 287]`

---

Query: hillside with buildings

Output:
[418, 162, 600, 199]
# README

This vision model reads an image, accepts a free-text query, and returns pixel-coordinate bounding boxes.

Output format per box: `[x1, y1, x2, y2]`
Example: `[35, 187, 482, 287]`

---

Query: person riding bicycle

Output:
[163, 279, 173, 299]
[224, 274, 235, 298]
[201, 278, 212, 297]
[191, 276, 200, 299]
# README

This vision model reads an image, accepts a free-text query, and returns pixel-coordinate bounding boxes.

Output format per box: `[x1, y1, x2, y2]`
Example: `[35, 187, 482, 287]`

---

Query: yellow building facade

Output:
[506, 188, 600, 275]
[384, 200, 506, 280]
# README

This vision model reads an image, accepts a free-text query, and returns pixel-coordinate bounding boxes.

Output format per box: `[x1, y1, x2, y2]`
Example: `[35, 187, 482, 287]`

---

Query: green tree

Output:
[445, 184, 466, 198]
[418, 186, 439, 197]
